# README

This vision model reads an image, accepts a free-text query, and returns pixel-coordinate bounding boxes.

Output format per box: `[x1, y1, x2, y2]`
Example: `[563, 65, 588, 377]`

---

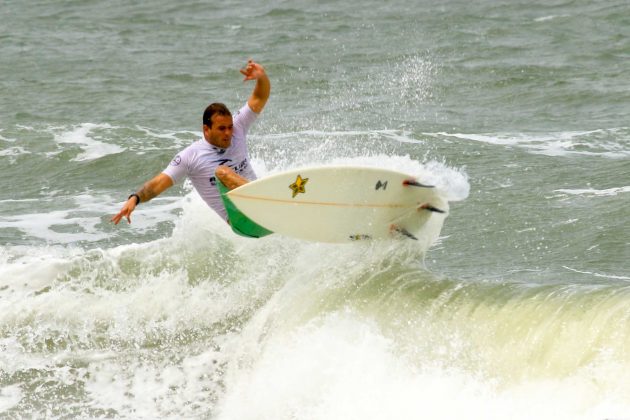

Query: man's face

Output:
[204, 114, 233, 148]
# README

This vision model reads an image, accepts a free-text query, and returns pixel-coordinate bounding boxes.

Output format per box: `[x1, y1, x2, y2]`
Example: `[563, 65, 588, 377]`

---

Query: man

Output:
[111, 59, 270, 225]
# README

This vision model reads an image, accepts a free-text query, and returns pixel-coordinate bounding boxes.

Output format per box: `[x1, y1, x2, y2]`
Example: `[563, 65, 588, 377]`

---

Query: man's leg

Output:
[215, 165, 249, 190]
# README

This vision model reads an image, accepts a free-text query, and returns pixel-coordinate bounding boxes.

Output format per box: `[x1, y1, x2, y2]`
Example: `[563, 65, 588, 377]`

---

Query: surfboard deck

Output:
[226, 166, 449, 243]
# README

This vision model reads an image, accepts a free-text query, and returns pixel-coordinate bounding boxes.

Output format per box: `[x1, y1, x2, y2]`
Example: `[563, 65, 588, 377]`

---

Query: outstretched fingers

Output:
[111, 203, 134, 225]
[240, 59, 264, 81]
[111, 210, 127, 225]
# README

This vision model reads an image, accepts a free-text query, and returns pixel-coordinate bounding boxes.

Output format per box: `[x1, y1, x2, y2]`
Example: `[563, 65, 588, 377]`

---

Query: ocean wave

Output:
[554, 186, 630, 197]
[425, 128, 630, 158]
[52, 123, 125, 162]
[0, 193, 182, 245]
[1, 123, 196, 164]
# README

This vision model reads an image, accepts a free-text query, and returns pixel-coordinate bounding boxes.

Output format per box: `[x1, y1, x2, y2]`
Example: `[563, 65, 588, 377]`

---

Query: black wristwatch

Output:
[128, 194, 141, 205]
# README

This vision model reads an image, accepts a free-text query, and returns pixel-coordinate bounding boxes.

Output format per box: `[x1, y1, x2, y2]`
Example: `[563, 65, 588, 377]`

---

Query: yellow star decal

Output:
[289, 174, 308, 198]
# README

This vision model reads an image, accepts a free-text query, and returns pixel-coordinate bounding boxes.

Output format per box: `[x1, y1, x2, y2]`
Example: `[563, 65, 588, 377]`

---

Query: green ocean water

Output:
[1, 0, 629, 418]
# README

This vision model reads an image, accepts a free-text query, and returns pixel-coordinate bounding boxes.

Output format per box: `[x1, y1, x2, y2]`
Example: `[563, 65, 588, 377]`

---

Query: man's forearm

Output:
[253, 74, 270, 101]
[134, 173, 174, 204]
[135, 183, 159, 203]
[249, 74, 270, 113]
[241, 61, 270, 113]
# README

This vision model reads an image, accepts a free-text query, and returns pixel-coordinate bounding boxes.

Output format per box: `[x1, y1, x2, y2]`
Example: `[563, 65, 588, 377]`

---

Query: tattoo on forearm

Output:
[136, 185, 157, 203]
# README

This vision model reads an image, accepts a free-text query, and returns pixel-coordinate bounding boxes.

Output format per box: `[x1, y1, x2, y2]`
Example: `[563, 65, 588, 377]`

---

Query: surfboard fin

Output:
[391, 226, 418, 240]
[403, 179, 434, 188]
[419, 203, 446, 214]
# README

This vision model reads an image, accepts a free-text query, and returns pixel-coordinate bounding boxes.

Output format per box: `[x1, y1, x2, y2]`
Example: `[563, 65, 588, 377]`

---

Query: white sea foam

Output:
[0, 384, 22, 412]
[554, 186, 630, 197]
[52, 123, 124, 161]
[0, 193, 182, 244]
[0, 208, 108, 243]
[563, 266, 630, 281]
[426, 129, 630, 158]
[133, 126, 198, 152]
[534, 15, 570, 22]
[0, 129, 16, 142]
[0, 146, 30, 164]
[217, 309, 630, 420]
[0, 195, 300, 417]
[5, 123, 196, 160]
[135, 126, 198, 141]
[0, 147, 29, 157]
[535, 15, 557, 22]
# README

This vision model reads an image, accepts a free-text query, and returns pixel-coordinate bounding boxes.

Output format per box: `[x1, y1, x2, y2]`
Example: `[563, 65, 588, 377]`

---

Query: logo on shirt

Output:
[170, 155, 182, 166]
[213, 158, 232, 166]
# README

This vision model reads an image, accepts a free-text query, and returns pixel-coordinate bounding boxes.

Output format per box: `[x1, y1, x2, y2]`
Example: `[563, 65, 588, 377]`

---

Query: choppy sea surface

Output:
[1, 0, 629, 418]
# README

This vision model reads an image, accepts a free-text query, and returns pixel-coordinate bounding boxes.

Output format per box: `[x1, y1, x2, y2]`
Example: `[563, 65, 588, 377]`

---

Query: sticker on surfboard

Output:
[289, 174, 308, 198]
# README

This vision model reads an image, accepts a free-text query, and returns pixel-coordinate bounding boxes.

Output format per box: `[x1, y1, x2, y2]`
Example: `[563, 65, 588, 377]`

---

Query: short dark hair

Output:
[203, 103, 231, 127]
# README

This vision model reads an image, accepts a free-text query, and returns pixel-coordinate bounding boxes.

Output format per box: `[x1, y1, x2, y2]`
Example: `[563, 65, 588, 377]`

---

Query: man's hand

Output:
[241, 59, 270, 113]
[111, 196, 138, 225]
[111, 173, 173, 225]
[240, 59, 266, 81]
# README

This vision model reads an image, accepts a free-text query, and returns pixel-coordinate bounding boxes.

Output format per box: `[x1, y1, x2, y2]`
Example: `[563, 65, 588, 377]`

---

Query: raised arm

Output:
[240, 60, 270, 114]
[111, 173, 174, 225]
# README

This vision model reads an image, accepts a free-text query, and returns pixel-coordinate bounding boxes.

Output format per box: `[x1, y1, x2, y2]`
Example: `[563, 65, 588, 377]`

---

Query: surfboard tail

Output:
[216, 179, 273, 239]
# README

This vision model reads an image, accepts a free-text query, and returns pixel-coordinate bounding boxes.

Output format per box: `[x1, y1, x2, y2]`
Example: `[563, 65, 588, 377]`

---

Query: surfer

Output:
[111, 59, 270, 225]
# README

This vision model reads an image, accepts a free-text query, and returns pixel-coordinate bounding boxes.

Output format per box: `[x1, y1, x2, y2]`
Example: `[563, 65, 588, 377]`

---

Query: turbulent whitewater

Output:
[1, 0, 629, 418]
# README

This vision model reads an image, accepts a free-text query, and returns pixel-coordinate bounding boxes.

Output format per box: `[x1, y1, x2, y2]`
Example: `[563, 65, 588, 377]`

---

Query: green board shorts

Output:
[216, 179, 273, 238]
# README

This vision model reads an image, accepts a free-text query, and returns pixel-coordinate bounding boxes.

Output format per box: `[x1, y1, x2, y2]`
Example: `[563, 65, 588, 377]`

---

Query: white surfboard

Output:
[227, 166, 449, 243]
